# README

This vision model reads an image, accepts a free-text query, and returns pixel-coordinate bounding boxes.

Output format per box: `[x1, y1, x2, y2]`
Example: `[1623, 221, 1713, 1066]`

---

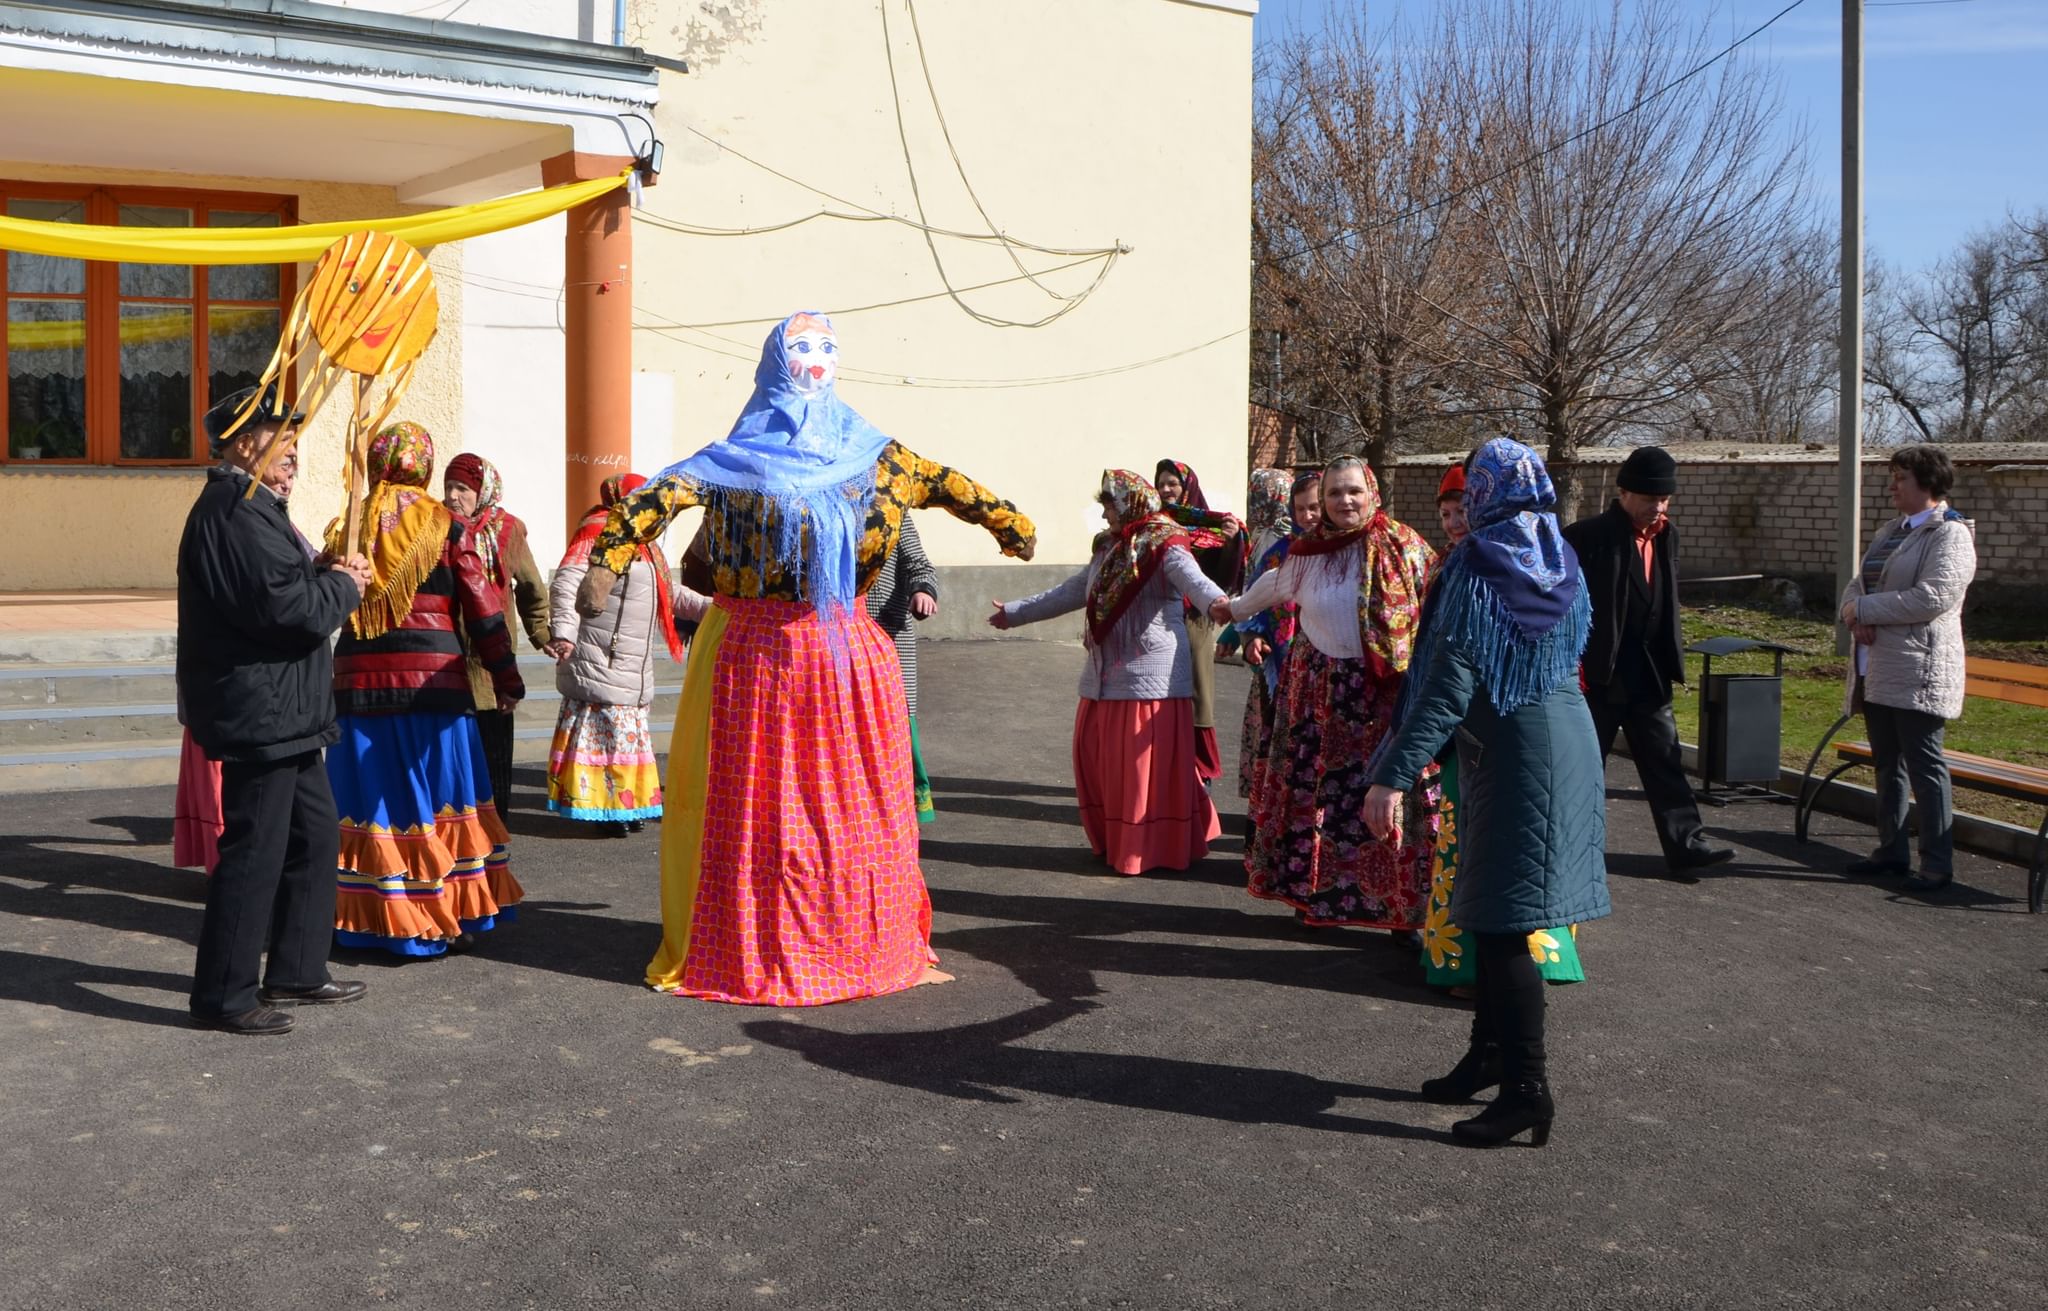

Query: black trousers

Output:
[1588, 689, 1705, 860]
[190, 750, 338, 1018]
[1474, 931, 1547, 1085]
[475, 709, 515, 812]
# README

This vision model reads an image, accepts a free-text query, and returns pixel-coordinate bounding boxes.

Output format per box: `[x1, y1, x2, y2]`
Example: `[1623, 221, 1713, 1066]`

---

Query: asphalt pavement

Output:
[2, 640, 2043, 1310]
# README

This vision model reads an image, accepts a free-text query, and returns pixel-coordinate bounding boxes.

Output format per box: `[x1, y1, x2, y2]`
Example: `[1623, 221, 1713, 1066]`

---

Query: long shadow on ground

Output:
[744, 998, 1440, 1140]
[0, 950, 192, 1028]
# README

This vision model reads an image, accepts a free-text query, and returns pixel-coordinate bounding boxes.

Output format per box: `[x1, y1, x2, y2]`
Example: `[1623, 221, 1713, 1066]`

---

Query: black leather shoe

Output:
[1671, 842, 1736, 872]
[1845, 858, 1910, 879]
[258, 980, 367, 1007]
[1903, 871, 1955, 893]
[445, 931, 478, 955]
[191, 1005, 295, 1035]
[1451, 1078, 1554, 1148]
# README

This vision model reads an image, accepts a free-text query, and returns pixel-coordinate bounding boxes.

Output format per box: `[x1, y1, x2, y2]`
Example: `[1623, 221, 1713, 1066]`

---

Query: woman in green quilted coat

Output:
[1365, 438, 1610, 1149]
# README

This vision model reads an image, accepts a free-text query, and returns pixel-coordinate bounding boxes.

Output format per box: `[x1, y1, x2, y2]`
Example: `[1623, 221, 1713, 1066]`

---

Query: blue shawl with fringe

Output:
[1380, 439, 1589, 761]
[653, 311, 890, 624]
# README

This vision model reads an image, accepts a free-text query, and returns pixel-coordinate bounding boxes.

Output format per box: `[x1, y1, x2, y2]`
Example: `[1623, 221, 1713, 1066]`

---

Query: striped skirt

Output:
[328, 711, 522, 958]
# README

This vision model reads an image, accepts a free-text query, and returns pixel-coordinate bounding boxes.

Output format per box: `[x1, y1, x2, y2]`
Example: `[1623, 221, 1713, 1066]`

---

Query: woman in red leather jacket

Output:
[322, 421, 527, 958]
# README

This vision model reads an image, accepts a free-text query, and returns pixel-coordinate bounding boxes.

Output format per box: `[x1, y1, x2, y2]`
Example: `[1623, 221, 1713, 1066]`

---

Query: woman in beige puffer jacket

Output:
[1837, 445, 1977, 890]
[545, 474, 709, 835]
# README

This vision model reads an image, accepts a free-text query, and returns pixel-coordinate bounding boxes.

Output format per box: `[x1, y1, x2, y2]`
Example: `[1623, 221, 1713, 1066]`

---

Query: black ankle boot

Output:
[1451, 1078, 1554, 1148]
[1420, 1043, 1502, 1104]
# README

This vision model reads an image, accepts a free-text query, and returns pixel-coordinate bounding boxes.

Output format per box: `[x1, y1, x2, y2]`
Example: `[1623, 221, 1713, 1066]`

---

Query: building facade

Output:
[0, 0, 1256, 623]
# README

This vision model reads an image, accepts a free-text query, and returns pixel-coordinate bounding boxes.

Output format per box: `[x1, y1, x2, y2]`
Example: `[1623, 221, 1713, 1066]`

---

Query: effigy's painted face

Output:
[784, 328, 838, 396]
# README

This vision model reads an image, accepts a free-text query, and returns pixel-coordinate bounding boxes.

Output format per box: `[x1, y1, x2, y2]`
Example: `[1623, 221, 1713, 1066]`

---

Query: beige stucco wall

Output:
[0, 163, 463, 589]
[1, 0, 1255, 590]
[618, 0, 1254, 573]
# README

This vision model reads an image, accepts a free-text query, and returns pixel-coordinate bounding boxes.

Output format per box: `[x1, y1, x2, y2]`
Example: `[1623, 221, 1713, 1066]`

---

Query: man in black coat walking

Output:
[180, 384, 373, 1034]
[1562, 446, 1734, 879]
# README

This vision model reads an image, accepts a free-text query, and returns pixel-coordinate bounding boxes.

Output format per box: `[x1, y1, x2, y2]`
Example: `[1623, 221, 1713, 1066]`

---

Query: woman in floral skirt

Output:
[547, 472, 709, 835]
[1213, 456, 1439, 930]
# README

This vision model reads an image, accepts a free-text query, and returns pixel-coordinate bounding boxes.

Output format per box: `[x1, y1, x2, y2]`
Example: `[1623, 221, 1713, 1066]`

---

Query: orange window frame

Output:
[0, 180, 298, 467]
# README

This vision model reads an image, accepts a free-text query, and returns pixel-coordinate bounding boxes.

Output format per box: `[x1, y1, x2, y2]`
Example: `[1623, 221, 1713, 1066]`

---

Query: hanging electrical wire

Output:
[875, 0, 1116, 327]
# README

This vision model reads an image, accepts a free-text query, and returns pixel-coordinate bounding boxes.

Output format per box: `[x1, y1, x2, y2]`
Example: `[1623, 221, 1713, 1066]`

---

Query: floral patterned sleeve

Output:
[592, 475, 703, 577]
[882, 442, 1035, 557]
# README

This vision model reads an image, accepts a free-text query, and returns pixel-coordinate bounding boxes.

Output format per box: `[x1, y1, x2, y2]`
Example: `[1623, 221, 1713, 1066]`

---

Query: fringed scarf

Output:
[568, 473, 685, 662]
[1085, 470, 1191, 649]
[1374, 439, 1588, 773]
[327, 420, 452, 641]
[1287, 463, 1434, 679]
[651, 312, 890, 634]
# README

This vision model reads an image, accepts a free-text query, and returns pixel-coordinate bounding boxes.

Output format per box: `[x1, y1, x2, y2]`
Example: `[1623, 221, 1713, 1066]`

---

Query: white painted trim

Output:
[1164, 0, 1259, 15]
[0, 29, 651, 158]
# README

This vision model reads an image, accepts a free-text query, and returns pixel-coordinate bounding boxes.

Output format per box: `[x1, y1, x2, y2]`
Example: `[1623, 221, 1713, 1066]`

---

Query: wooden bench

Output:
[1797, 657, 2048, 912]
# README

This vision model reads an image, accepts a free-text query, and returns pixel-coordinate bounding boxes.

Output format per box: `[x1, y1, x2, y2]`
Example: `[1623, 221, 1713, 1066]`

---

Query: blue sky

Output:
[1250, 0, 2048, 274]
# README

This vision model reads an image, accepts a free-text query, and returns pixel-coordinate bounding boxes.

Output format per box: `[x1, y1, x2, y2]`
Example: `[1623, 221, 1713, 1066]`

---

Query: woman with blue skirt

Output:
[324, 422, 527, 957]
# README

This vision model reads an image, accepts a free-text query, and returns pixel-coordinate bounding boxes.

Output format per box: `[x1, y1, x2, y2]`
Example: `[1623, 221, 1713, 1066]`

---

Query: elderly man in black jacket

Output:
[179, 385, 372, 1035]
[1562, 446, 1734, 879]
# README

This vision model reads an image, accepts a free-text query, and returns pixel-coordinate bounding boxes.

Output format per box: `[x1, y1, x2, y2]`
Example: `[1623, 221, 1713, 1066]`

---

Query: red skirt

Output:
[173, 729, 223, 874]
[1072, 697, 1219, 875]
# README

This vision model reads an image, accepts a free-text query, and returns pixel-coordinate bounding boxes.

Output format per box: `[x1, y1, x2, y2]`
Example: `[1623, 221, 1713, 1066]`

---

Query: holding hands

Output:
[1207, 594, 1235, 625]
[1362, 783, 1403, 844]
[1243, 635, 1269, 667]
[330, 553, 373, 596]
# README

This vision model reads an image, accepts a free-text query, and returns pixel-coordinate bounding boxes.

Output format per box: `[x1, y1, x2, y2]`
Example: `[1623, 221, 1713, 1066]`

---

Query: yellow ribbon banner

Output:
[0, 171, 629, 265]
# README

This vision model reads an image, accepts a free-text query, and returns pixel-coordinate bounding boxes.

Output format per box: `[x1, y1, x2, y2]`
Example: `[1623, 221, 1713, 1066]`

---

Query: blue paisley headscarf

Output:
[654, 311, 892, 625]
[1379, 439, 1588, 746]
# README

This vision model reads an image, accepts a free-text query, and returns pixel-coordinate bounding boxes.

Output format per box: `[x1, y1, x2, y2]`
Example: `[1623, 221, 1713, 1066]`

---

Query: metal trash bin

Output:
[1686, 636, 1799, 803]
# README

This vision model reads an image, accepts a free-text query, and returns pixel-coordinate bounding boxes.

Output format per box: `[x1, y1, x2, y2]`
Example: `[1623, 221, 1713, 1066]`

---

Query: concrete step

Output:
[0, 655, 685, 708]
[0, 688, 683, 795]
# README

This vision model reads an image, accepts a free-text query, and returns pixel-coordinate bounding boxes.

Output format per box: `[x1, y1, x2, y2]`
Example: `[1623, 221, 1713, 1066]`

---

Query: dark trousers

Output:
[190, 750, 338, 1018]
[1863, 701, 1954, 875]
[1474, 931, 1546, 1085]
[475, 709, 515, 812]
[1589, 689, 1705, 860]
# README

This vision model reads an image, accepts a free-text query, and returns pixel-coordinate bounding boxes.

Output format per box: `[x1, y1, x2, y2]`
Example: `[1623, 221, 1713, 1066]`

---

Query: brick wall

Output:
[1372, 446, 2048, 610]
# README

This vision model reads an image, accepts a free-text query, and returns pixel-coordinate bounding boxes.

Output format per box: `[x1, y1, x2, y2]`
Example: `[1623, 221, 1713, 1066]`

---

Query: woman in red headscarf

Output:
[546, 473, 710, 835]
[1212, 455, 1440, 931]
[442, 452, 552, 812]
[990, 470, 1229, 875]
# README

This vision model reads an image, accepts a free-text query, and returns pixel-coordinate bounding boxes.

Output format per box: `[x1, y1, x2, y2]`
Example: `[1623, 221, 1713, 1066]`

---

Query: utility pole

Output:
[1837, 0, 1864, 654]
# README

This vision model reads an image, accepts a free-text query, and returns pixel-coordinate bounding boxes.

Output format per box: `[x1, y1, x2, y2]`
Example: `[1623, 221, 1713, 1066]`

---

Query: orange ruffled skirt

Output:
[327, 711, 522, 957]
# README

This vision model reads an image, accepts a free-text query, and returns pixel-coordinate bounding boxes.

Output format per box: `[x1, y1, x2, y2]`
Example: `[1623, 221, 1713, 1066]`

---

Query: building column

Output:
[542, 151, 638, 539]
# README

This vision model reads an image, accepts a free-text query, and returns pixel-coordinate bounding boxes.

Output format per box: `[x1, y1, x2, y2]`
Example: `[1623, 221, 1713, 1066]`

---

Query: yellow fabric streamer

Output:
[0, 171, 630, 265]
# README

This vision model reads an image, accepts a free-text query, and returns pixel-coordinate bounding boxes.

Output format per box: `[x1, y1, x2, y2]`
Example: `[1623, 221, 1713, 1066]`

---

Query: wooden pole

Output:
[341, 372, 373, 557]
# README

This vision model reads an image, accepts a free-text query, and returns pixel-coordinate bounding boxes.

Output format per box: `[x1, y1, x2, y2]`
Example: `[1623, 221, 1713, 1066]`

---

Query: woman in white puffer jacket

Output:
[1838, 445, 1978, 892]
[546, 473, 709, 835]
